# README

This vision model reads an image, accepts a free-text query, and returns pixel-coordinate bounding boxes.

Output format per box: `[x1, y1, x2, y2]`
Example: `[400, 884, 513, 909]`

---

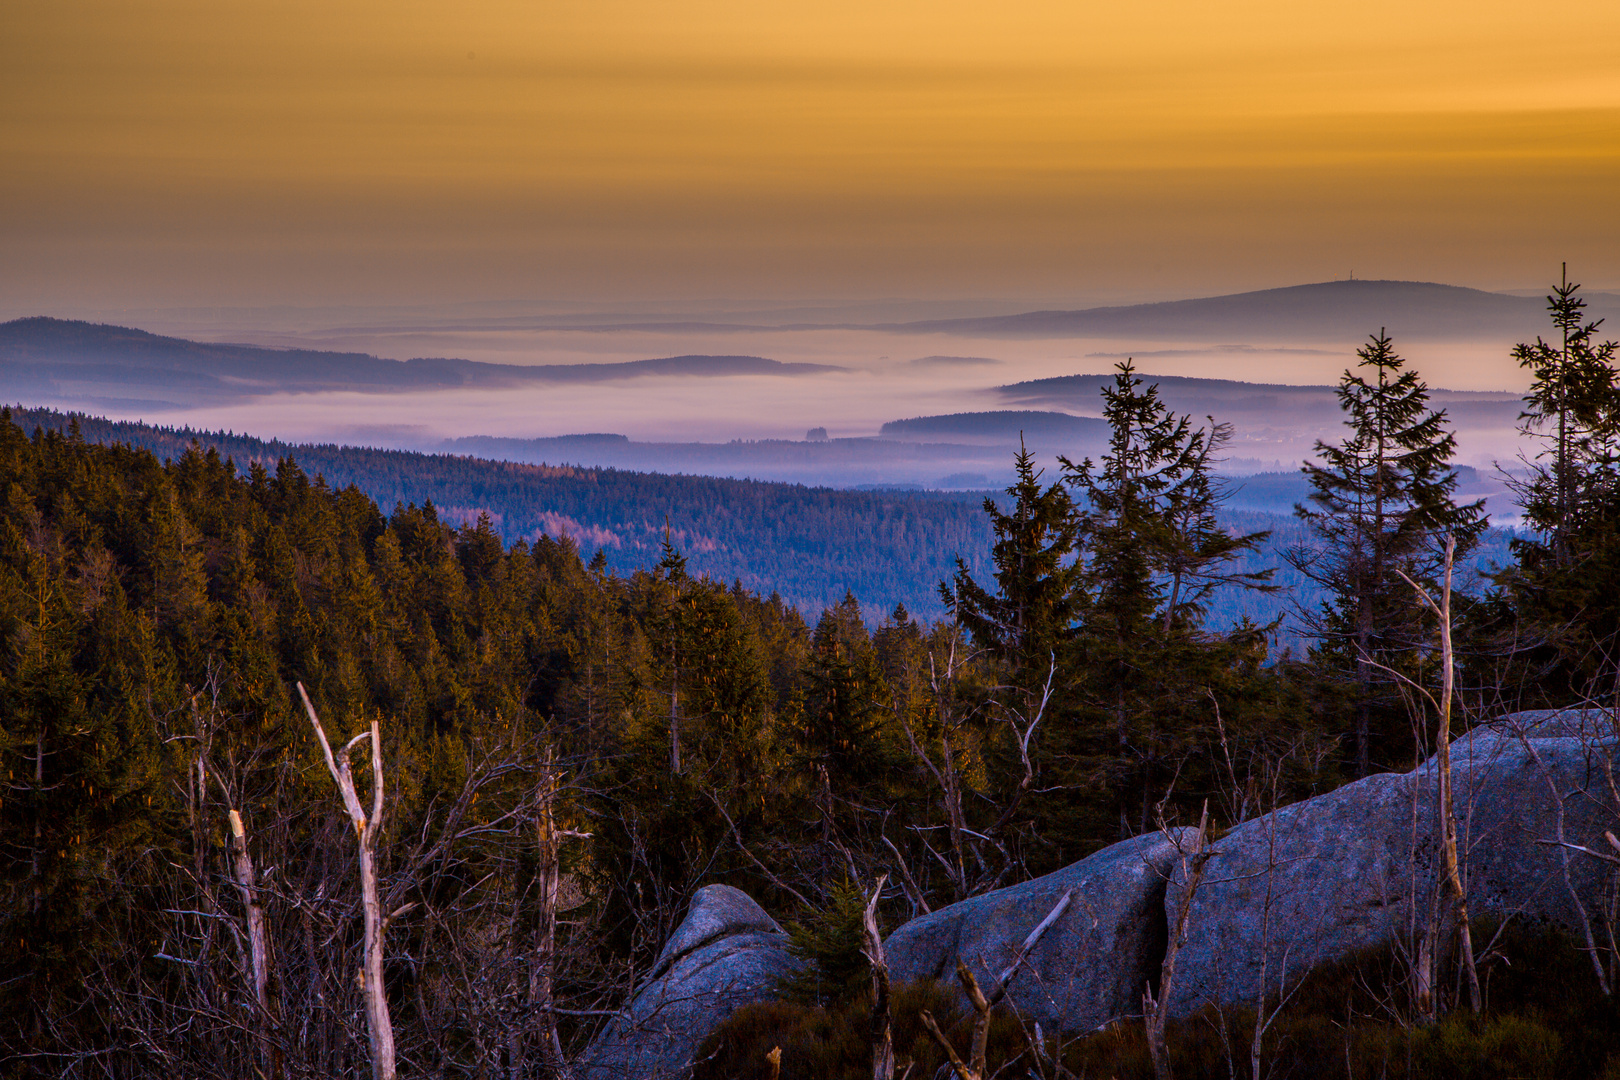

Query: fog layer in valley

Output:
[9, 280, 1613, 498]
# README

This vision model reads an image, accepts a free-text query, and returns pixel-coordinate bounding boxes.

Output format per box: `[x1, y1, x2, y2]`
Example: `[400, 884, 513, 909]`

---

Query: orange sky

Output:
[3, 0, 1618, 311]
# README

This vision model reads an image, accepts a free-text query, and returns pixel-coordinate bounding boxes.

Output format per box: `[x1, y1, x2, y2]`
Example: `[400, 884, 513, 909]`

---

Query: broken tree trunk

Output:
[226, 807, 281, 1079]
[860, 875, 894, 1080]
[299, 683, 396, 1080]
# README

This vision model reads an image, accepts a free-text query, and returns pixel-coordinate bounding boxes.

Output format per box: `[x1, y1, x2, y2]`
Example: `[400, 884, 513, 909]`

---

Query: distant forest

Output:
[8, 407, 997, 620]
[4, 407, 1516, 639]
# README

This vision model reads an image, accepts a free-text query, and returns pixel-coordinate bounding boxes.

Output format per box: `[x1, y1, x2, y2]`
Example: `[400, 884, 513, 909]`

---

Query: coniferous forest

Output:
[0, 405, 1000, 622]
[2, 283, 1620, 1078]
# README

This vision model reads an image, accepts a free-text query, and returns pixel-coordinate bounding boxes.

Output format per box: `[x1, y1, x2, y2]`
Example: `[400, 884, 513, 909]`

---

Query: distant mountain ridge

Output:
[0, 317, 842, 409]
[879, 410, 1107, 444]
[890, 279, 1614, 341]
[1000, 371, 1523, 431]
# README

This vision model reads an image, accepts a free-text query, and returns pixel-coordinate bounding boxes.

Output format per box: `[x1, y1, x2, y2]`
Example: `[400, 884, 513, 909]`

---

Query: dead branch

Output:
[298, 682, 397, 1080]
[1396, 536, 1482, 1012]
[703, 786, 813, 910]
[1508, 714, 1614, 996]
[880, 832, 932, 916]
[860, 874, 894, 1080]
[917, 889, 1072, 1080]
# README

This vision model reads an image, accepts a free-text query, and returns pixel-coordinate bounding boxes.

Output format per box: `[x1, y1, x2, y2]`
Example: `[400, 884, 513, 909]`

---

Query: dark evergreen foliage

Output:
[943, 440, 1081, 675]
[1484, 271, 1620, 702]
[1289, 332, 1486, 774]
[1039, 362, 1283, 849]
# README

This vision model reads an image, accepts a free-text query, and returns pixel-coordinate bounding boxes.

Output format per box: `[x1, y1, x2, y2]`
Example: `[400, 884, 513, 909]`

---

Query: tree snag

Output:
[298, 682, 396, 1080]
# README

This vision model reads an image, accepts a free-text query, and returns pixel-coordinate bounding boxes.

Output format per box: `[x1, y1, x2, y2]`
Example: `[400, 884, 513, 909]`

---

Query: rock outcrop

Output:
[1166, 710, 1619, 1014]
[575, 711, 1618, 1074]
[884, 829, 1192, 1032]
[574, 884, 804, 1080]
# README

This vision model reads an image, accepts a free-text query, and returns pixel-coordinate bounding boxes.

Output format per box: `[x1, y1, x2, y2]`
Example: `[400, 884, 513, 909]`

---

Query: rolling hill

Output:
[0, 317, 842, 410]
[891, 279, 1617, 342]
[5, 406, 989, 619]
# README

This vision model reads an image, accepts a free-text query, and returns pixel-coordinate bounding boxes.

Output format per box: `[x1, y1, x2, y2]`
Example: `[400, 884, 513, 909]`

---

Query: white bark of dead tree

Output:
[1144, 802, 1212, 1080]
[1397, 535, 1483, 1013]
[298, 682, 396, 1080]
[860, 874, 894, 1080]
[919, 889, 1072, 1080]
[533, 750, 589, 1080]
[226, 807, 280, 1078]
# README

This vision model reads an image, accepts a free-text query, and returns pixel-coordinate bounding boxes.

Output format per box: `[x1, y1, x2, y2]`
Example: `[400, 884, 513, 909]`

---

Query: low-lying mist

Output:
[10, 280, 1589, 499]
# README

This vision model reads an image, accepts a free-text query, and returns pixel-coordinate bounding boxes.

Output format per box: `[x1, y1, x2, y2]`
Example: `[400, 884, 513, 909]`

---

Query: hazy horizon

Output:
[0, 284, 1553, 490]
[6, 1, 1618, 313]
[6, 0, 1616, 491]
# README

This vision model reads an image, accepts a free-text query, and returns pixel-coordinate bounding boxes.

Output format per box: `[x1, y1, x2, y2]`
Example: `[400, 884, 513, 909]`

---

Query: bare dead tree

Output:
[533, 748, 591, 1080]
[893, 639, 1055, 903]
[1144, 801, 1212, 1080]
[918, 889, 1072, 1080]
[983, 655, 1058, 843]
[225, 807, 280, 1074]
[894, 631, 978, 900]
[298, 682, 396, 1080]
[181, 671, 286, 1080]
[859, 874, 894, 1080]
[1395, 535, 1483, 1013]
[1511, 718, 1615, 996]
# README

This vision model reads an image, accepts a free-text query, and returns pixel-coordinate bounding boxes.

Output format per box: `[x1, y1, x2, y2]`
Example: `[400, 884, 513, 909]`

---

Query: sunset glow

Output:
[4, 0, 1618, 310]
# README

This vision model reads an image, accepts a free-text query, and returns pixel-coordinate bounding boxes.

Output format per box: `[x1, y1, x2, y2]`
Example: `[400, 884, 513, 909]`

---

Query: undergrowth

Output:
[694, 922, 1620, 1079]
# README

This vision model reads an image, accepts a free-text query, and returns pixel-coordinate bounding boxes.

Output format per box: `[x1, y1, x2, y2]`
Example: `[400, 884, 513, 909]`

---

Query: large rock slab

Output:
[884, 829, 1193, 1032]
[1166, 710, 1619, 1014]
[575, 885, 804, 1080]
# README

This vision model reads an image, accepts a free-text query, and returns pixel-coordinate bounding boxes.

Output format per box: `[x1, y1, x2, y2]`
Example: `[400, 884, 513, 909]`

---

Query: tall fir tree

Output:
[942, 439, 1081, 679]
[1291, 331, 1485, 775]
[1060, 361, 1273, 837]
[1511, 266, 1620, 557]
[1492, 268, 1620, 699]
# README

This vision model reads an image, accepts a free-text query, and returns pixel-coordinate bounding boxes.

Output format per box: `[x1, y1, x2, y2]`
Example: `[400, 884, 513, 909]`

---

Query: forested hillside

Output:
[2, 407, 1517, 641]
[8, 407, 994, 619]
[0, 409, 1329, 1078]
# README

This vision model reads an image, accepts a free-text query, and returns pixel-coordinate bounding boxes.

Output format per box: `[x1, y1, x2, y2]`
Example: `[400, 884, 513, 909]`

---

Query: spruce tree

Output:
[1493, 268, 1620, 699]
[1291, 331, 1485, 775]
[1061, 361, 1272, 836]
[942, 440, 1081, 677]
[800, 593, 890, 794]
[1065, 363, 1272, 643]
[1511, 266, 1620, 556]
